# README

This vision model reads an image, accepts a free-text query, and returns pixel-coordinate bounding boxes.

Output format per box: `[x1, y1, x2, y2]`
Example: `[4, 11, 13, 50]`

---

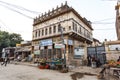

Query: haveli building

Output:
[32, 2, 93, 65]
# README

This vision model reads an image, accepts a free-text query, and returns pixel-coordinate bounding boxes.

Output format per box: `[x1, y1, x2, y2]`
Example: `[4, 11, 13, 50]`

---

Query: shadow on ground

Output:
[70, 72, 97, 80]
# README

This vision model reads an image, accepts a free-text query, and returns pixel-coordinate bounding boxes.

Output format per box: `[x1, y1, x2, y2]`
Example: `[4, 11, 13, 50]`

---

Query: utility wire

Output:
[0, 3, 33, 19]
[101, 0, 117, 1]
[92, 18, 115, 22]
[92, 18, 115, 24]
[0, 19, 13, 32]
[92, 22, 115, 24]
[94, 28, 115, 30]
[0, 0, 41, 14]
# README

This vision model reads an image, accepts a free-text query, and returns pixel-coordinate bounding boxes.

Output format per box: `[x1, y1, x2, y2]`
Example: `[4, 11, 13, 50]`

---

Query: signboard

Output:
[40, 39, 52, 46]
[40, 46, 44, 50]
[34, 45, 39, 50]
[55, 44, 65, 48]
[74, 47, 84, 58]
[64, 39, 67, 44]
[68, 40, 73, 45]
[34, 50, 40, 55]
[16, 44, 21, 47]
[74, 47, 84, 55]
[48, 46, 52, 49]
[109, 44, 120, 51]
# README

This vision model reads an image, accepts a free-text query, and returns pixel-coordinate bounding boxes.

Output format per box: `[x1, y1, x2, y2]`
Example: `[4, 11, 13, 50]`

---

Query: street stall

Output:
[38, 58, 63, 70]
[107, 60, 120, 79]
[98, 60, 120, 79]
[37, 57, 68, 73]
[37, 39, 68, 72]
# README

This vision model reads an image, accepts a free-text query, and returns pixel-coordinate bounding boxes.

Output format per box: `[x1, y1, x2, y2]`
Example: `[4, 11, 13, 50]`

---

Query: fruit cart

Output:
[107, 60, 120, 80]
[46, 58, 63, 70]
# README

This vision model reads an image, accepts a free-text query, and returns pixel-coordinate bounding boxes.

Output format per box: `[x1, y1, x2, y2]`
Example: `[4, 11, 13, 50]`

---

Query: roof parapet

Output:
[33, 1, 70, 24]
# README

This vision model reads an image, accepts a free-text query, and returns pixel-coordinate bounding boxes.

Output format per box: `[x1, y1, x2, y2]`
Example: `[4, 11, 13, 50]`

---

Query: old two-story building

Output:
[32, 2, 93, 66]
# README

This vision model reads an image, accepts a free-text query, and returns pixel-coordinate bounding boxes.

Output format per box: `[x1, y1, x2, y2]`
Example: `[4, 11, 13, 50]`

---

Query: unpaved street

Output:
[0, 64, 98, 80]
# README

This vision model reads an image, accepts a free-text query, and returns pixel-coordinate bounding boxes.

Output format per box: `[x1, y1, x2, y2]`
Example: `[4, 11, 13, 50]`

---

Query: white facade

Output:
[32, 2, 93, 66]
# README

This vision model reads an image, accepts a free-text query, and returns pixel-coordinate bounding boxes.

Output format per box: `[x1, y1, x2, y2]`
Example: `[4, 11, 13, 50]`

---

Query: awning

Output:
[15, 47, 31, 52]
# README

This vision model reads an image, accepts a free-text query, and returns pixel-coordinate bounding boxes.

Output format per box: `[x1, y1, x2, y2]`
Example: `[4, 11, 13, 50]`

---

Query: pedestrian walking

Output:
[1, 57, 8, 66]
[1, 52, 9, 66]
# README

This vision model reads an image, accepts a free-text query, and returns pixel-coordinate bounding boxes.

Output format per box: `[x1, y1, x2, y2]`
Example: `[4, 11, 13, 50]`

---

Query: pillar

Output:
[84, 41, 87, 60]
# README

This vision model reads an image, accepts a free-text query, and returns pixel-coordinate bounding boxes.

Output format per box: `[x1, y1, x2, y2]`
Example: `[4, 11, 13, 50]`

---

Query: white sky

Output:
[0, 0, 117, 42]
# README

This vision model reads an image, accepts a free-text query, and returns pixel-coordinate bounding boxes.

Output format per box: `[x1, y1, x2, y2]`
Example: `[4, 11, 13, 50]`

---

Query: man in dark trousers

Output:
[1, 52, 8, 66]
[87, 54, 92, 66]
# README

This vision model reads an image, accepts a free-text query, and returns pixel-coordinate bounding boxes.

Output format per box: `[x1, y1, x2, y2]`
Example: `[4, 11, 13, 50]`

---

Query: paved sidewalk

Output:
[19, 62, 38, 67]
[11, 61, 38, 67]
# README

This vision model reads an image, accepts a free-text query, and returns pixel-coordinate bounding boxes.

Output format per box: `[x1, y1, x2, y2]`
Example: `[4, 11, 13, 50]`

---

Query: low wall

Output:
[106, 51, 120, 61]
[68, 59, 87, 67]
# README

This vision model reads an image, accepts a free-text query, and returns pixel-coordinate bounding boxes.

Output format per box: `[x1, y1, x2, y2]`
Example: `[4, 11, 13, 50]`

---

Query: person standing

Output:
[91, 55, 96, 68]
[117, 56, 120, 62]
[87, 55, 92, 66]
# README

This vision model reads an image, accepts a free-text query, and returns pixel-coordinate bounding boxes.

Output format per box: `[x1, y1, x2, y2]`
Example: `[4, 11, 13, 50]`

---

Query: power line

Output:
[92, 22, 115, 24]
[91, 18, 115, 24]
[0, 3, 33, 19]
[0, 0, 41, 14]
[92, 18, 115, 22]
[94, 28, 115, 30]
[101, 0, 117, 1]
[0, 19, 13, 32]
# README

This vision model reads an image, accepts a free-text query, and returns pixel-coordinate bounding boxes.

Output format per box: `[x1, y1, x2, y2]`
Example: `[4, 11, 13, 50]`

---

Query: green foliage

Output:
[0, 31, 23, 52]
[0, 31, 10, 48]
[9, 33, 23, 47]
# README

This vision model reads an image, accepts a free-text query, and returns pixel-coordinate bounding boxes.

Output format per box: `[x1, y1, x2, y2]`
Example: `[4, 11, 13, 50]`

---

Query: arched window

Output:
[49, 27, 51, 34]
[45, 28, 47, 35]
[72, 22, 75, 30]
[33, 31, 35, 38]
[35, 31, 37, 37]
[79, 26, 81, 33]
[69, 26, 71, 30]
[42, 29, 44, 36]
[58, 24, 61, 32]
[53, 26, 56, 33]
[38, 30, 40, 37]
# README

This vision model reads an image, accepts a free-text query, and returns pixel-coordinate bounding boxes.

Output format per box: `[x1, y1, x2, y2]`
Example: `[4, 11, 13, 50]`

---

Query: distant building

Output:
[32, 2, 93, 66]
[92, 38, 101, 46]
[102, 1, 120, 61]
[2, 47, 15, 58]
[15, 41, 31, 60]
[105, 40, 120, 61]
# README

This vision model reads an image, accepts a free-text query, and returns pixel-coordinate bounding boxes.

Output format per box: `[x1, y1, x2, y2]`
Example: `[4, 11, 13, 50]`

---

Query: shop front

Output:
[39, 38, 74, 60]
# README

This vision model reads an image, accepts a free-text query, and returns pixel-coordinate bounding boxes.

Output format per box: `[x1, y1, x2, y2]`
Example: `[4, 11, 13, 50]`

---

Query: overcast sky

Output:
[0, 0, 117, 42]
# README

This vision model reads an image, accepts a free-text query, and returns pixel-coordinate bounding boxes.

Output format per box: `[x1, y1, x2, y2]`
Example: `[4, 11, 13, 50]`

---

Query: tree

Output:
[0, 31, 10, 57]
[0, 31, 10, 48]
[9, 33, 23, 47]
[0, 31, 23, 53]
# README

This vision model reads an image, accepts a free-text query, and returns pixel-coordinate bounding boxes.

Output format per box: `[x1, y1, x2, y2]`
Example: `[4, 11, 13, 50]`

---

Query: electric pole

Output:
[60, 25, 66, 68]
